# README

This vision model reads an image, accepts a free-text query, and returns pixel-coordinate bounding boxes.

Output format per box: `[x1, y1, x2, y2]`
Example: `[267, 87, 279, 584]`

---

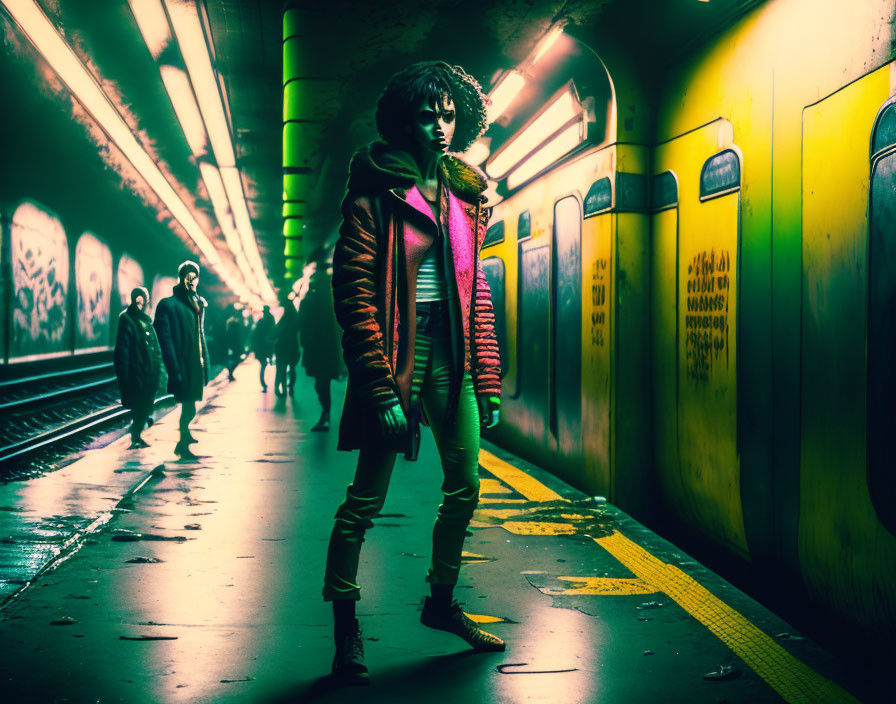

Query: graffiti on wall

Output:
[117, 254, 144, 308]
[75, 232, 112, 348]
[590, 257, 609, 349]
[10, 201, 69, 358]
[684, 248, 731, 382]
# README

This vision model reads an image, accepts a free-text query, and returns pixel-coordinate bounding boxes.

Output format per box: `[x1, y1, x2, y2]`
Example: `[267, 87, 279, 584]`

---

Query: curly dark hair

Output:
[375, 61, 488, 153]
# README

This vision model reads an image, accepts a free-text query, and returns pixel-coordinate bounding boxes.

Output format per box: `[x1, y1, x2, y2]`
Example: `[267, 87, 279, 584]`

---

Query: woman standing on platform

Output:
[323, 61, 503, 685]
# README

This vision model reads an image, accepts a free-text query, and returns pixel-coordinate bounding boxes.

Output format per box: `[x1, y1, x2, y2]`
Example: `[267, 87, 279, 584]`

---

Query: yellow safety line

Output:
[478, 449, 565, 502]
[478, 449, 861, 704]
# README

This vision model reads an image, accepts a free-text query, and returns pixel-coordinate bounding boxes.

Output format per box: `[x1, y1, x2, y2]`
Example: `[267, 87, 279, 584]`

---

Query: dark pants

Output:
[314, 377, 331, 414]
[179, 400, 196, 435]
[130, 399, 154, 439]
[275, 363, 297, 396]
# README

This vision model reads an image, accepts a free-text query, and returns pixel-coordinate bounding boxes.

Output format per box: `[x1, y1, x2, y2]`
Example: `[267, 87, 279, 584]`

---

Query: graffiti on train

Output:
[590, 257, 609, 348]
[684, 249, 731, 382]
[10, 202, 69, 357]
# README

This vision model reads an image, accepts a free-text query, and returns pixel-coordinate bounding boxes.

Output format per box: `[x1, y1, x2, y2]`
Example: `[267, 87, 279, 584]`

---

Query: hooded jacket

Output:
[333, 141, 501, 455]
[153, 284, 210, 402]
[113, 304, 165, 409]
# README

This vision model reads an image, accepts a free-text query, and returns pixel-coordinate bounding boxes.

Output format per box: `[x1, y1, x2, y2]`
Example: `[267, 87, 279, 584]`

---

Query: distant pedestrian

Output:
[251, 305, 276, 392]
[299, 269, 343, 431]
[225, 306, 244, 381]
[153, 261, 210, 460]
[113, 287, 165, 448]
[274, 291, 300, 398]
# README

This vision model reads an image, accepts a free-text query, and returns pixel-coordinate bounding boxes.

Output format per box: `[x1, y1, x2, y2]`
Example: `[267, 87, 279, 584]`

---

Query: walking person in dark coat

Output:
[153, 261, 210, 460]
[299, 269, 343, 430]
[274, 290, 300, 398]
[114, 287, 165, 448]
[251, 305, 276, 392]
[225, 306, 244, 381]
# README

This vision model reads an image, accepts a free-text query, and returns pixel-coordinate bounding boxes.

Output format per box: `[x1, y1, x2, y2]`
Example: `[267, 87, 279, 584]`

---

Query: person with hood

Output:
[274, 289, 300, 398]
[297, 268, 343, 429]
[153, 260, 210, 460]
[251, 305, 276, 392]
[323, 62, 503, 685]
[113, 286, 165, 448]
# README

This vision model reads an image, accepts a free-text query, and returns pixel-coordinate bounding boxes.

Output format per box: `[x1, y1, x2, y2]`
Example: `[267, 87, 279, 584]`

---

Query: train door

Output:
[801, 66, 896, 621]
[551, 196, 582, 456]
[517, 235, 551, 441]
[653, 121, 748, 556]
[649, 170, 680, 505]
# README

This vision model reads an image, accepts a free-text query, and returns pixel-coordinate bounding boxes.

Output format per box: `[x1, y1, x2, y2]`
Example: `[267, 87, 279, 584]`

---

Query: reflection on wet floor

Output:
[0, 368, 864, 703]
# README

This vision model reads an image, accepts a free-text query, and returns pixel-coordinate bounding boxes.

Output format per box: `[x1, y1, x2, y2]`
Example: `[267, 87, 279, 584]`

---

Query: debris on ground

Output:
[703, 665, 741, 681]
[497, 663, 579, 674]
[50, 617, 76, 625]
[637, 600, 664, 610]
[125, 557, 163, 563]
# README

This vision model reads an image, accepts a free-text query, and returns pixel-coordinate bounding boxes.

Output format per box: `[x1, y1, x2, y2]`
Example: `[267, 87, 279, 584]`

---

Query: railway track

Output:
[0, 354, 172, 476]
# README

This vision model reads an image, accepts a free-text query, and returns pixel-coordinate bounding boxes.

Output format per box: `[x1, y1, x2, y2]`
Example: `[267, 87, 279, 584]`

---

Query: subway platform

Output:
[0, 369, 864, 704]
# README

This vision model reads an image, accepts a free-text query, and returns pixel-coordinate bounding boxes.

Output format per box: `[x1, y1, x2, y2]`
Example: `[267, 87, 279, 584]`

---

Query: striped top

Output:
[416, 243, 450, 302]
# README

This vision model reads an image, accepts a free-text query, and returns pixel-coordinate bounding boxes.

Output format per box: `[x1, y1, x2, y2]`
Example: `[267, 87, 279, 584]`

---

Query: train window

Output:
[483, 220, 504, 247]
[583, 177, 612, 218]
[481, 257, 508, 378]
[651, 171, 679, 211]
[616, 173, 649, 212]
[871, 96, 896, 159]
[867, 103, 896, 536]
[518, 210, 531, 241]
[699, 149, 741, 200]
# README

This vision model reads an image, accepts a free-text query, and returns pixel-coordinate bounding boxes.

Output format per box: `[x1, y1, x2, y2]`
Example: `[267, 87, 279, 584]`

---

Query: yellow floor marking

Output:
[480, 448, 861, 704]
[479, 478, 513, 495]
[465, 612, 507, 624]
[461, 551, 493, 564]
[475, 507, 540, 520]
[478, 497, 529, 505]
[545, 576, 658, 596]
[594, 531, 859, 704]
[500, 521, 577, 536]
[478, 449, 566, 502]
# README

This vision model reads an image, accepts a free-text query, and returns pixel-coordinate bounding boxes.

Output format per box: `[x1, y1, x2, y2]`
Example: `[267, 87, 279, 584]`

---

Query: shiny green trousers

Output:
[323, 329, 481, 601]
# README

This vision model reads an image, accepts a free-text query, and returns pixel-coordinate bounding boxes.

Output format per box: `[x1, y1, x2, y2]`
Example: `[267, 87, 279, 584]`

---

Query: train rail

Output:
[0, 355, 172, 476]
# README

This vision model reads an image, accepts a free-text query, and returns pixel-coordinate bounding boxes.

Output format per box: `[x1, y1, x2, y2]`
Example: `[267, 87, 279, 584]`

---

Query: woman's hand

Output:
[376, 397, 408, 434]
[477, 395, 500, 430]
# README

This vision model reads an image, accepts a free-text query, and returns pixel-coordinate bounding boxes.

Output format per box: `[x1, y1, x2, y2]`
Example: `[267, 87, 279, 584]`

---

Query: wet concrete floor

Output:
[0, 367, 863, 703]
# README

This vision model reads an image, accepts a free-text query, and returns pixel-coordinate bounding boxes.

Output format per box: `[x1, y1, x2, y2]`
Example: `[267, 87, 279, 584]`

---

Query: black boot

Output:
[311, 411, 330, 432]
[332, 618, 369, 685]
[421, 597, 505, 651]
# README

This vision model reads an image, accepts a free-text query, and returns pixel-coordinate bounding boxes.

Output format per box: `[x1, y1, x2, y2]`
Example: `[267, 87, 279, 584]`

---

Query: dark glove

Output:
[376, 395, 407, 435]
[477, 395, 500, 430]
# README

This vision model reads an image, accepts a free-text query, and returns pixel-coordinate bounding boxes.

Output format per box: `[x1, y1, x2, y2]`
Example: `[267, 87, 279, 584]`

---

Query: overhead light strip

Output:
[163, 0, 275, 302]
[0, 0, 264, 303]
[486, 86, 581, 180]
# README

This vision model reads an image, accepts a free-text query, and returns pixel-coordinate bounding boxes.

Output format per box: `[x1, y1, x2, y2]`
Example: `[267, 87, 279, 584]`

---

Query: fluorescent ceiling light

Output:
[487, 87, 580, 180]
[160, 65, 207, 156]
[164, 0, 235, 167]
[221, 166, 275, 300]
[0, 1, 243, 276]
[487, 70, 526, 124]
[127, 0, 171, 60]
[506, 120, 584, 190]
[199, 162, 254, 282]
[531, 25, 564, 65]
[464, 139, 490, 166]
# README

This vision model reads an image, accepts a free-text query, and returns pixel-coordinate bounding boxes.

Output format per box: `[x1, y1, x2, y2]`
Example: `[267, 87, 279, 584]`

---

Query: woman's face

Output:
[411, 93, 456, 155]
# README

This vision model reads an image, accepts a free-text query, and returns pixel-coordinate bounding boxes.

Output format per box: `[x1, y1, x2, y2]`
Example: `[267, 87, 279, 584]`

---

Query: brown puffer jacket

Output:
[333, 142, 501, 455]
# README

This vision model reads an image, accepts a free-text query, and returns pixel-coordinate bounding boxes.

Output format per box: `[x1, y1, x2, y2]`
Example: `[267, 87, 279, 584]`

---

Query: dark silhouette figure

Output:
[299, 270, 343, 430]
[153, 261, 210, 460]
[251, 305, 276, 392]
[225, 307, 244, 381]
[113, 287, 165, 448]
[274, 291, 301, 398]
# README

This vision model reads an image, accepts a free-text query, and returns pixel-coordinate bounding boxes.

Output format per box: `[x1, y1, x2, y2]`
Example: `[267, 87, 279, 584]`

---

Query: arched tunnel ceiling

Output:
[33, 0, 764, 293]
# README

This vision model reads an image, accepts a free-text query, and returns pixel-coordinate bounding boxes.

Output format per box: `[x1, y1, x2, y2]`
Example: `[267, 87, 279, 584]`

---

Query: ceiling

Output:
[33, 0, 764, 297]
